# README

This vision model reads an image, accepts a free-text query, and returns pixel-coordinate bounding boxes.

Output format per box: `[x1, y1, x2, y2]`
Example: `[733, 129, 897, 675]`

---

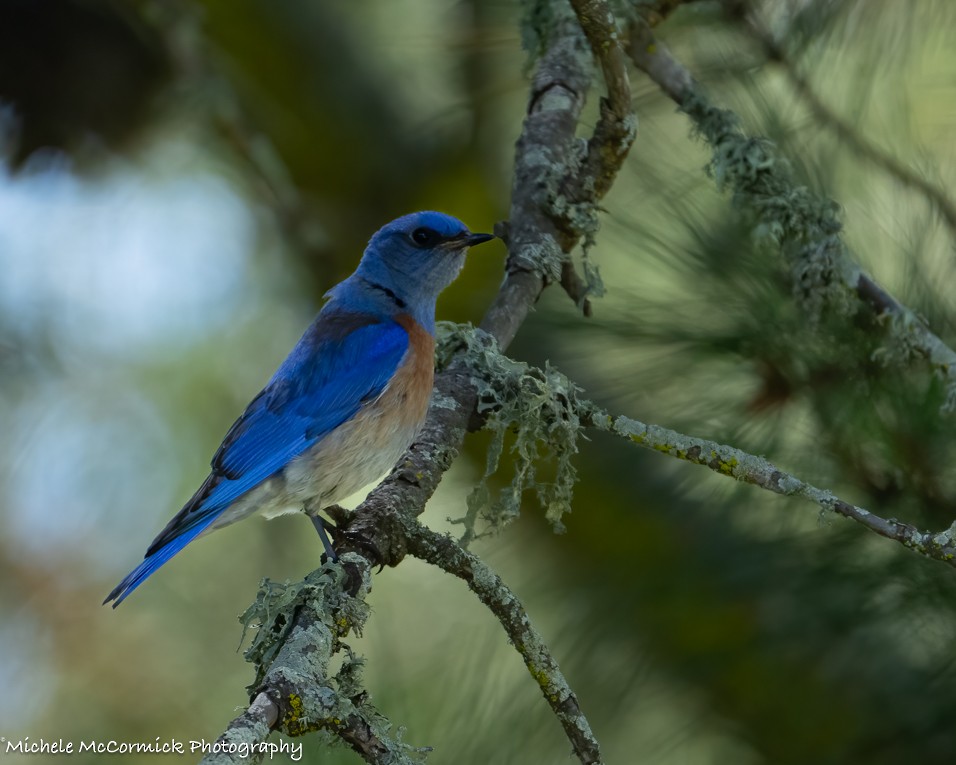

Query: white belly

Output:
[207, 391, 425, 531]
[264, 401, 421, 516]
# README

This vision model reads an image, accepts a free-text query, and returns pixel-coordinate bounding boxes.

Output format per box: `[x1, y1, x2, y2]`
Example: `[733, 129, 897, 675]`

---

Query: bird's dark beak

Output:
[463, 232, 495, 247]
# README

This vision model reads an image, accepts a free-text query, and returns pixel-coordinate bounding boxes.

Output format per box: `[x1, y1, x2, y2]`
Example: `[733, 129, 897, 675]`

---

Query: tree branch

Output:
[582, 404, 956, 568]
[479, 11, 592, 343]
[404, 521, 604, 765]
[436, 333, 956, 575]
[727, 0, 956, 240]
[202, 558, 424, 765]
[436, 333, 956, 570]
[626, 19, 956, 412]
[202, 693, 276, 765]
[568, 0, 636, 202]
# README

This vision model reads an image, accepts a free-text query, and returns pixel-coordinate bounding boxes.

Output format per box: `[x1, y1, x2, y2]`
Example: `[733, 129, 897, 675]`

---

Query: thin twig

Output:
[561, 259, 594, 316]
[730, 1, 956, 239]
[569, 0, 636, 201]
[627, 20, 956, 411]
[405, 521, 604, 765]
[584, 405, 956, 568]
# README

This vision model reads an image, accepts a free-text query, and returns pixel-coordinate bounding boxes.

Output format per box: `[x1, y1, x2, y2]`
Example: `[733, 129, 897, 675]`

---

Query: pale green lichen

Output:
[871, 309, 932, 367]
[932, 522, 956, 549]
[944, 382, 956, 414]
[428, 391, 459, 411]
[681, 90, 956, 412]
[238, 560, 371, 688]
[582, 256, 605, 302]
[237, 560, 426, 761]
[437, 324, 585, 545]
[519, 0, 559, 63]
[681, 92, 853, 322]
[543, 136, 607, 302]
[514, 238, 565, 282]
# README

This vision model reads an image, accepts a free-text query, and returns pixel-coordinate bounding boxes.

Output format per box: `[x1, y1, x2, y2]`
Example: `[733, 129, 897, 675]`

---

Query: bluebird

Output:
[105, 211, 494, 607]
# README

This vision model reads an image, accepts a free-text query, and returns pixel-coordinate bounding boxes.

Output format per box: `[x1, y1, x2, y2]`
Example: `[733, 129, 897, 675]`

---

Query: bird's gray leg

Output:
[305, 501, 387, 571]
[304, 502, 339, 563]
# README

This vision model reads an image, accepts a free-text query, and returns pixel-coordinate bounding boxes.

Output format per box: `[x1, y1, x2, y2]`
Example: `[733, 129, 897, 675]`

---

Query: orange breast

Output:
[390, 314, 436, 427]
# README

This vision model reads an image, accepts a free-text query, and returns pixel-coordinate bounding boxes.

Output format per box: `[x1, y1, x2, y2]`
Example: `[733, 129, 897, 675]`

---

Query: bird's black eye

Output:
[411, 227, 441, 247]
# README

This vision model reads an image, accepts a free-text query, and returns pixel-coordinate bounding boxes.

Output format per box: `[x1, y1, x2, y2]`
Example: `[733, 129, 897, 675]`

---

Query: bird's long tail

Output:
[103, 520, 213, 608]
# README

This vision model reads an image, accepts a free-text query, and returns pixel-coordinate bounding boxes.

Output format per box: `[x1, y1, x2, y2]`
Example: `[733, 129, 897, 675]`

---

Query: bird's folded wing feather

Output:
[146, 315, 411, 556]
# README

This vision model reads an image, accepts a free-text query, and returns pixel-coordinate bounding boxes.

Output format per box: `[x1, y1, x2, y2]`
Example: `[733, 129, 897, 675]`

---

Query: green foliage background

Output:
[2, 1, 956, 763]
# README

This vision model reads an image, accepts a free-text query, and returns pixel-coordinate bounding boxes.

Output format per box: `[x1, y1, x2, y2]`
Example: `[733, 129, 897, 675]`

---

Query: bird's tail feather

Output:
[103, 519, 213, 608]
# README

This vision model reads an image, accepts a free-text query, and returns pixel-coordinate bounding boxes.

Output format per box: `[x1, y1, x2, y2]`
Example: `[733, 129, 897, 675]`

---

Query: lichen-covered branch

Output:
[201, 693, 276, 765]
[434, 331, 956, 571]
[204, 558, 425, 765]
[436, 325, 582, 543]
[582, 405, 956, 568]
[403, 520, 604, 765]
[626, 20, 956, 412]
[480, 8, 592, 343]
[443, 330, 956, 568]
[568, 0, 636, 202]
[494, 0, 635, 322]
[729, 0, 956, 240]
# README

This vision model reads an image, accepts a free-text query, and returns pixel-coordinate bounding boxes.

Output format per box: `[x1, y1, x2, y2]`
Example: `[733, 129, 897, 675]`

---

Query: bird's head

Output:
[347, 211, 494, 318]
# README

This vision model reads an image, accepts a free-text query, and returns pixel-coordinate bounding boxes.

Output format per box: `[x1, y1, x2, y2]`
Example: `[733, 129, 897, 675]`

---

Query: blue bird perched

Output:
[105, 211, 494, 607]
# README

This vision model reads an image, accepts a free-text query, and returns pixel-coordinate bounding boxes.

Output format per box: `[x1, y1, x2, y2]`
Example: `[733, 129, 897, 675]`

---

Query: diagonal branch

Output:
[202, 558, 422, 765]
[626, 19, 956, 412]
[445, 336, 956, 570]
[404, 520, 604, 765]
[582, 404, 956, 568]
[437, 334, 956, 577]
[479, 10, 592, 345]
[728, 0, 956, 240]
[202, 693, 276, 765]
[568, 0, 636, 202]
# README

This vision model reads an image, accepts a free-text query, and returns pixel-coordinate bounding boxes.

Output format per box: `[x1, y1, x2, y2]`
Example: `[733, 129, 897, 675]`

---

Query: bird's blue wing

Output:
[201, 315, 409, 512]
[105, 314, 410, 606]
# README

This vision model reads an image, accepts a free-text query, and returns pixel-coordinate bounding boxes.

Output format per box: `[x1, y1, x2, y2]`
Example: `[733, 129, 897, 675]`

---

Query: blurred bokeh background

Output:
[2, 0, 956, 763]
